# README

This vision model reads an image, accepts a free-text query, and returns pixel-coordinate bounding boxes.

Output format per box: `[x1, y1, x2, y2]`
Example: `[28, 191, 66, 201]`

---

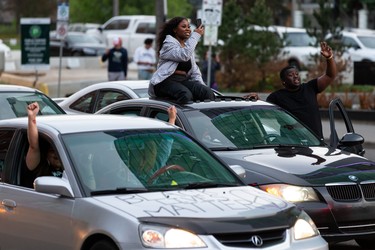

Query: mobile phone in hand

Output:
[196, 18, 202, 27]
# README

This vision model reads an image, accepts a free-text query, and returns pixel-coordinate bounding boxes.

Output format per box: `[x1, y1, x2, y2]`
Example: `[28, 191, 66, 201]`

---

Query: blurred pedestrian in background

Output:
[133, 38, 156, 80]
[201, 51, 221, 90]
[148, 16, 215, 104]
[101, 37, 128, 81]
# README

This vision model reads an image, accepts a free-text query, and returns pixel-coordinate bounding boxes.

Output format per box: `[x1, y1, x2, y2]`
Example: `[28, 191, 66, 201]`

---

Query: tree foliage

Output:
[217, 0, 285, 91]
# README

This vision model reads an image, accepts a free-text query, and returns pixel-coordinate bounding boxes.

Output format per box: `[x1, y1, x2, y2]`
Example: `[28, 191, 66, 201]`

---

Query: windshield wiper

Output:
[91, 187, 148, 196]
[183, 182, 240, 189]
[210, 146, 238, 151]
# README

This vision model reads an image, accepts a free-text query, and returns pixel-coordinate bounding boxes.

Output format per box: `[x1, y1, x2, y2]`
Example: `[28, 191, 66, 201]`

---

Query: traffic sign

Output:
[56, 21, 68, 39]
[202, 0, 223, 26]
[57, 2, 69, 21]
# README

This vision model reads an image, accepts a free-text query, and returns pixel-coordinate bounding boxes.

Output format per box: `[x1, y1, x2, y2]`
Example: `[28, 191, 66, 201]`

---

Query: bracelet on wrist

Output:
[326, 54, 333, 60]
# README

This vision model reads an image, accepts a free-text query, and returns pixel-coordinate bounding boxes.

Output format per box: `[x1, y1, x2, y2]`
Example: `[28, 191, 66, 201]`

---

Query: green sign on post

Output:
[21, 18, 50, 70]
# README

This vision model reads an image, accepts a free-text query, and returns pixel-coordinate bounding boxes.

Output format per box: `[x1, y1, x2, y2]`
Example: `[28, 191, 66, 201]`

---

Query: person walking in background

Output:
[148, 17, 215, 104]
[266, 41, 337, 139]
[133, 38, 156, 80]
[101, 37, 128, 81]
[201, 51, 221, 90]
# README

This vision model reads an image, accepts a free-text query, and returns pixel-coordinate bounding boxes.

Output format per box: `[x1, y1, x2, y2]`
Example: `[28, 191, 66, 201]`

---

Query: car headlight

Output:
[259, 184, 319, 202]
[293, 210, 320, 240]
[140, 224, 206, 248]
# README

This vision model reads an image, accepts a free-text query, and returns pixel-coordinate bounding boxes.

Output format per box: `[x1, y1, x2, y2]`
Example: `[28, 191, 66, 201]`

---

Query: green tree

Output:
[218, 0, 284, 91]
[69, 0, 193, 24]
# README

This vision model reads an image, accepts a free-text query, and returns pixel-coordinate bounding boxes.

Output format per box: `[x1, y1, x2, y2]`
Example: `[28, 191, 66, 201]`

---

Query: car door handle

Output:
[2, 199, 17, 208]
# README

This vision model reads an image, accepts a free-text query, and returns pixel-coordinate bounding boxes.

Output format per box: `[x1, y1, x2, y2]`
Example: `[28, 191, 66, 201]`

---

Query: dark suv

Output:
[97, 96, 375, 248]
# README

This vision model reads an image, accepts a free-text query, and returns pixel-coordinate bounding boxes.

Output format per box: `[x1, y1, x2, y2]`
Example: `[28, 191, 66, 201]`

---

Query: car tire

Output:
[90, 240, 118, 250]
[355, 238, 375, 249]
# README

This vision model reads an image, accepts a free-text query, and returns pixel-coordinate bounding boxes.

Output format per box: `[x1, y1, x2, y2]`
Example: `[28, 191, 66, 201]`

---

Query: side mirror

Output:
[34, 176, 74, 197]
[339, 132, 364, 147]
[230, 164, 246, 179]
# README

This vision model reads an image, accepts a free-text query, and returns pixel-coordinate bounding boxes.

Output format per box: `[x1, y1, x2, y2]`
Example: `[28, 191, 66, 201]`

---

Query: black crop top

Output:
[176, 59, 192, 73]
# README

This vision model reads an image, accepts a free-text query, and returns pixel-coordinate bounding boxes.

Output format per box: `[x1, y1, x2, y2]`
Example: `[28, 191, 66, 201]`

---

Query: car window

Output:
[185, 106, 321, 149]
[101, 106, 142, 116]
[70, 91, 96, 113]
[0, 92, 64, 120]
[96, 90, 130, 112]
[62, 129, 241, 194]
[342, 36, 360, 49]
[105, 19, 130, 30]
[148, 108, 184, 128]
[135, 22, 156, 34]
[0, 130, 15, 181]
[283, 32, 316, 47]
[357, 35, 375, 49]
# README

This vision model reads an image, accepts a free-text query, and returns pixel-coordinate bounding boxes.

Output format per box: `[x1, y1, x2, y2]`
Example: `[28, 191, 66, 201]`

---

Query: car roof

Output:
[0, 114, 174, 134]
[0, 84, 40, 92]
[100, 97, 275, 113]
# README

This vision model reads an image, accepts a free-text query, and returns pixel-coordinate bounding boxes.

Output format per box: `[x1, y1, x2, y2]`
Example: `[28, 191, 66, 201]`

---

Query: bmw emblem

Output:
[250, 235, 263, 247]
[348, 175, 358, 181]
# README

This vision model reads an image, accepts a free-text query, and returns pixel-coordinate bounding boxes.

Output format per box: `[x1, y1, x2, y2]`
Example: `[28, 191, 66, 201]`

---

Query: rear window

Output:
[0, 91, 65, 120]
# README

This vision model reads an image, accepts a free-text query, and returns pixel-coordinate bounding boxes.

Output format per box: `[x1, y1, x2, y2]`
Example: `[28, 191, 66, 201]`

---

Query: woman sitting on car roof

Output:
[148, 17, 215, 104]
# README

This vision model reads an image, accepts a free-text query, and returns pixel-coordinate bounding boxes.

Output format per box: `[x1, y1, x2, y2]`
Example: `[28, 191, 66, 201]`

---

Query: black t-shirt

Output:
[266, 79, 323, 139]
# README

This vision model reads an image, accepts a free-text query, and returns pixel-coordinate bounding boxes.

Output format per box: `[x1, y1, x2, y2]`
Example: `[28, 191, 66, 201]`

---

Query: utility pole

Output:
[113, 0, 119, 16]
[155, 0, 167, 59]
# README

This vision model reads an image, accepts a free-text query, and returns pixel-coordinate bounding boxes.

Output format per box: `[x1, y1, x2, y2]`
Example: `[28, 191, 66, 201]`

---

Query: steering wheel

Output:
[148, 165, 186, 184]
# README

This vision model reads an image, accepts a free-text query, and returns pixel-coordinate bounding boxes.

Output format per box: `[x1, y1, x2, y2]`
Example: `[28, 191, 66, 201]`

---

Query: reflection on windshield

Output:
[0, 92, 63, 119]
[62, 129, 240, 194]
[186, 106, 322, 150]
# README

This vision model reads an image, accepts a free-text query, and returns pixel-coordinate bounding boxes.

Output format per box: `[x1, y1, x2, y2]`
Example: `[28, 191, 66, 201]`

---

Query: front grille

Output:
[326, 181, 375, 202]
[214, 229, 286, 248]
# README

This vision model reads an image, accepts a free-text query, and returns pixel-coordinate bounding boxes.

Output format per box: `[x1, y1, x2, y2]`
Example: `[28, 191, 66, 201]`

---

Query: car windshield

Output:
[0, 92, 64, 120]
[62, 129, 241, 195]
[283, 32, 316, 47]
[357, 35, 375, 49]
[185, 105, 322, 150]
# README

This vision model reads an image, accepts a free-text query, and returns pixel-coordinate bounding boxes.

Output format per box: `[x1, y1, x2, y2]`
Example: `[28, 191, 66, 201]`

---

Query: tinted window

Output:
[283, 32, 316, 46]
[0, 130, 15, 180]
[105, 20, 130, 30]
[70, 91, 96, 113]
[96, 90, 130, 112]
[135, 22, 156, 34]
[0, 92, 65, 120]
[185, 106, 321, 149]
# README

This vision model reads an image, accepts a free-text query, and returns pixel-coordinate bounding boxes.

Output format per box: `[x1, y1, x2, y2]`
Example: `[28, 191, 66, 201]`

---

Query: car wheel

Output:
[90, 240, 118, 250]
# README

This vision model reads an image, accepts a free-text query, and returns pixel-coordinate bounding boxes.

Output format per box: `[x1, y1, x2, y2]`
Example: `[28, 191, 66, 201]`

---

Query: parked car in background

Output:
[0, 84, 65, 120]
[0, 114, 328, 250]
[86, 15, 156, 60]
[0, 39, 11, 59]
[326, 29, 375, 62]
[68, 22, 101, 33]
[58, 80, 150, 114]
[49, 32, 106, 57]
[96, 96, 375, 248]
[58, 80, 224, 115]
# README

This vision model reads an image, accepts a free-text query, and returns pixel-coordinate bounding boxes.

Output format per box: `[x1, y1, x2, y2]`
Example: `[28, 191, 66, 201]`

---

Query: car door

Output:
[0, 129, 75, 249]
[328, 97, 365, 156]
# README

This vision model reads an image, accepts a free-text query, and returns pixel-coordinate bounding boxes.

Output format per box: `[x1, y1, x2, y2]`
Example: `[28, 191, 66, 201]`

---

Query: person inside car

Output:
[26, 102, 64, 179]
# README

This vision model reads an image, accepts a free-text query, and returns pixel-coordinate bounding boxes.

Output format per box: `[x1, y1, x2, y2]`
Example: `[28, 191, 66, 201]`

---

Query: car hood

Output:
[216, 146, 375, 186]
[93, 186, 292, 218]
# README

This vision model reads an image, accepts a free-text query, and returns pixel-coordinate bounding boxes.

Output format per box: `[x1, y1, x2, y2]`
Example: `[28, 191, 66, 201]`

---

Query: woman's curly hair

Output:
[156, 16, 188, 54]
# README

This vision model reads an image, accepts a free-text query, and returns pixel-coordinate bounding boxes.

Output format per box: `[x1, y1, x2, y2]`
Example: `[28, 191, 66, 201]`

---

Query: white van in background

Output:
[86, 15, 156, 60]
